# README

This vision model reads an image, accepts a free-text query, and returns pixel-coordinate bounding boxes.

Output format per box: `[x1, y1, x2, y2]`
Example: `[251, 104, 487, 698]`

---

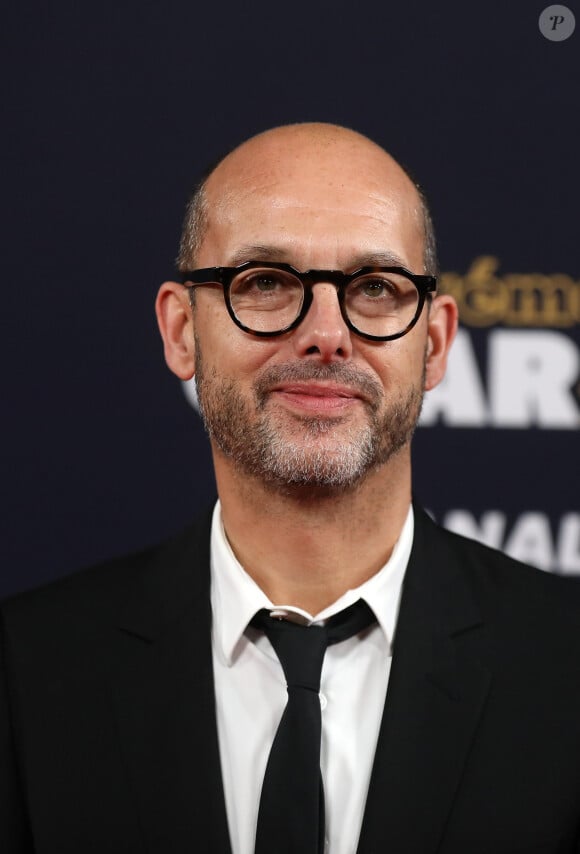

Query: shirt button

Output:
[319, 692, 327, 710]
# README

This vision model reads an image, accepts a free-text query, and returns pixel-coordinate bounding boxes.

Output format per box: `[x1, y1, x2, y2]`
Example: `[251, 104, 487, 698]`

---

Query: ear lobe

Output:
[155, 281, 196, 380]
[424, 294, 458, 391]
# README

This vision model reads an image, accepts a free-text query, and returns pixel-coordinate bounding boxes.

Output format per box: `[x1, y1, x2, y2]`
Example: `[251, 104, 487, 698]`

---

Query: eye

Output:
[358, 279, 394, 298]
[252, 275, 281, 292]
[233, 270, 292, 294]
[351, 276, 398, 299]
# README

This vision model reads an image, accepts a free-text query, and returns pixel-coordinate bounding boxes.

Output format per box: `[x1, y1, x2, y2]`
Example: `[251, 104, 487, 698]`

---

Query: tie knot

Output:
[251, 614, 327, 691]
[250, 599, 376, 692]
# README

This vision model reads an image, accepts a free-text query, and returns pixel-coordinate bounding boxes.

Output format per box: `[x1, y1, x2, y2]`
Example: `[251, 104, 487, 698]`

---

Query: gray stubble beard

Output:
[194, 346, 425, 495]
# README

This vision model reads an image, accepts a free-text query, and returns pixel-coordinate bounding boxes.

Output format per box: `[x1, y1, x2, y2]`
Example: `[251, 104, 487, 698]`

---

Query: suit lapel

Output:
[105, 504, 492, 854]
[357, 508, 492, 854]
[110, 510, 232, 854]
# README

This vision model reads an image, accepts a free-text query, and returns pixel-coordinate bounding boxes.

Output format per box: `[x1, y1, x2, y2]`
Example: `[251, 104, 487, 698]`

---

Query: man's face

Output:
[188, 130, 439, 493]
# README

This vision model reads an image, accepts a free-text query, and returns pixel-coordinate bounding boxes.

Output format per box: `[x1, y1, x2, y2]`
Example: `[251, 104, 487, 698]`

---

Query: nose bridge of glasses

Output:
[300, 272, 347, 323]
[295, 273, 352, 347]
[302, 271, 347, 320]
[303, 269, 348, 291]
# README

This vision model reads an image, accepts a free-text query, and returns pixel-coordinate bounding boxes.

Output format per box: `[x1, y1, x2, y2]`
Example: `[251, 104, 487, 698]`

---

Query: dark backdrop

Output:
[4, 0, 579, 598]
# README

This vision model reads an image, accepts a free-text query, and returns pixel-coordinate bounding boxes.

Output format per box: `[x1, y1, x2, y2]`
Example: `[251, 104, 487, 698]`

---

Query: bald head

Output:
[177, 122, 437, 274]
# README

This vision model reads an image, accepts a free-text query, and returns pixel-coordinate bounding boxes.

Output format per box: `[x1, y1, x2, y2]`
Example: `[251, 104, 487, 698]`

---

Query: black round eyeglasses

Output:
[180, 261, 437, 342]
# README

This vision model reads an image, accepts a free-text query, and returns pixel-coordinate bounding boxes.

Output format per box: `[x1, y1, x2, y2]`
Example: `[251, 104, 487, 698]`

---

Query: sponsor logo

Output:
[183, 376, 200, 412]
[440, 256, 580, 329]
[420, 327, 579, 428]
[432, 510, 580, 575]
[421, 257, 580, 429]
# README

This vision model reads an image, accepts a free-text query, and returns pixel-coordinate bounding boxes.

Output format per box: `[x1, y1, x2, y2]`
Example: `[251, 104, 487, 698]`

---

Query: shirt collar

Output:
[210, 500, 413, 666]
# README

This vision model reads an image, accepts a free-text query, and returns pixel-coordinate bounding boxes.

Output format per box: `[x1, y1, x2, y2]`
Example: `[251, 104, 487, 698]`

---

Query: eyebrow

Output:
[348, 251, 409, 269]
[226, 245, 409, 271]
[227, 245, 288, 266]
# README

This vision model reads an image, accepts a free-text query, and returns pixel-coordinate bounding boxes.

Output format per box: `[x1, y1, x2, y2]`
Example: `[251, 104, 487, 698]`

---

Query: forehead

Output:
[199, 133, 424, 270]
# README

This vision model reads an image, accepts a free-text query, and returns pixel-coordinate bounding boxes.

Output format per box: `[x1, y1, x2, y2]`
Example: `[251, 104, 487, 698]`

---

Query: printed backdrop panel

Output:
[3, 1, 579, 597]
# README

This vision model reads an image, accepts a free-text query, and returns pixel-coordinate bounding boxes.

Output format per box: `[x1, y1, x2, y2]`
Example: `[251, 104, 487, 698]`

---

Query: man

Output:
[2, 123, 580, 854]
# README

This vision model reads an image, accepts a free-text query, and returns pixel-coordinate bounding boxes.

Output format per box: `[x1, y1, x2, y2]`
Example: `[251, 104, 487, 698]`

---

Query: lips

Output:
[270, 382, 364, 412]
[272, 382, 362, 399]
[254, 364, 381, 412]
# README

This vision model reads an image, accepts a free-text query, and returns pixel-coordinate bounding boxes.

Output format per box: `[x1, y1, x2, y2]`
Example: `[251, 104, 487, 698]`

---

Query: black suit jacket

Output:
[2, 506, 580, 854]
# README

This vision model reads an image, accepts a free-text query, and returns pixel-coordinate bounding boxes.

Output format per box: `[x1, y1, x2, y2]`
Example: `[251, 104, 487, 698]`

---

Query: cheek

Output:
[361, 337, 427, 391]
[196, 300, 281, 376]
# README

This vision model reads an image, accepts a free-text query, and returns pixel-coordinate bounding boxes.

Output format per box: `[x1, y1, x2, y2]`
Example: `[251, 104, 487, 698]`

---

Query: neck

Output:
[213, 448, 412, 614]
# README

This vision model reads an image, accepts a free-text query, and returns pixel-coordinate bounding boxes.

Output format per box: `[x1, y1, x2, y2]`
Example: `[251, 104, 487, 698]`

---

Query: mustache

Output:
[254, 362, 383, 409]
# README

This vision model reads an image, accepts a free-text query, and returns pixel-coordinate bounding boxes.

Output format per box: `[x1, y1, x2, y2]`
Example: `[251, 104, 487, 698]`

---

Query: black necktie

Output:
[250, 599, 376, 854]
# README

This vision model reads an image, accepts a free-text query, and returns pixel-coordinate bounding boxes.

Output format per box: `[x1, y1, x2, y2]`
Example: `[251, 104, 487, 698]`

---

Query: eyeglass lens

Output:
[229, 267, 420, 336]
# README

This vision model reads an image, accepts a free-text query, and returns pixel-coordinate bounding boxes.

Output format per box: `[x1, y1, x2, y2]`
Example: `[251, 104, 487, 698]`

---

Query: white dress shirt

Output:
[210, 501, 413, 854]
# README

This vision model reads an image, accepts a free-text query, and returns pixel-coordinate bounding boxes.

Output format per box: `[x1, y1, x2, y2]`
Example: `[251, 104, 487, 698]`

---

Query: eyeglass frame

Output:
[179, 260, 437, 342]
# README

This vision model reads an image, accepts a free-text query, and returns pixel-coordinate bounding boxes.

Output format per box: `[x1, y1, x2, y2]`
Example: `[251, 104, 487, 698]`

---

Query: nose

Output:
[291, 283, 353, 362]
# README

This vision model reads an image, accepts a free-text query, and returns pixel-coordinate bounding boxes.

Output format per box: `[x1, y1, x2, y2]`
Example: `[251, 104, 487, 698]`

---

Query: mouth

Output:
[269, 382, 365, 413]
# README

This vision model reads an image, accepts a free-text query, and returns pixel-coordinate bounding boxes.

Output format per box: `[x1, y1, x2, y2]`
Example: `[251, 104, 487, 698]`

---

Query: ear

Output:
[424, 294, 458, 391]
[155, 282, 196, 380]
